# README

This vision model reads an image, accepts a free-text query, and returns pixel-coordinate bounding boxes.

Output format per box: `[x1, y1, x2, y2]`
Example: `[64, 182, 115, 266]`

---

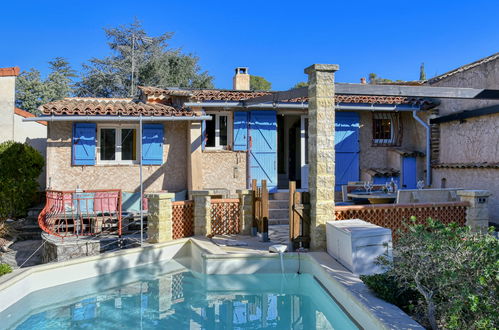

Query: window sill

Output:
[202, 149, 245, 153]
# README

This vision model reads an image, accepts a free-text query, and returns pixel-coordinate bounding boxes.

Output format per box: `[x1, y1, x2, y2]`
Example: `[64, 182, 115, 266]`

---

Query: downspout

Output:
[412, 110, 431, 186]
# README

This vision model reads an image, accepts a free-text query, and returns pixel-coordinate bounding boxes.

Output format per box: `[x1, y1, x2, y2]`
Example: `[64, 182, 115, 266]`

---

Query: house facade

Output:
[40, 68, 433, 200]
[427, 53, 499, 223]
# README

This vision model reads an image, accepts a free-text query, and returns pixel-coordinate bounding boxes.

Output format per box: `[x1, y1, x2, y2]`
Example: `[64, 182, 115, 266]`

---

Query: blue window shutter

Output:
[233, 111, 248, 151]
[142, 124, 164, 165]
[201, 120, 206, 150]
[72, 123, 96, 165]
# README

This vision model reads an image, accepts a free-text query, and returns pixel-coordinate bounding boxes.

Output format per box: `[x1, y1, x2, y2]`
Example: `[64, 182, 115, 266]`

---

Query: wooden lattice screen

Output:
[172, 200, 195, 239]
[210, 199, 240, 235]
[335, 201, 468, 239]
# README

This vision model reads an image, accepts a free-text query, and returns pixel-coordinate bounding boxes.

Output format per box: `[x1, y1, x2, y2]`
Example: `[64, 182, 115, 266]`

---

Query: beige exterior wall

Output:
[428, 56, 499, 223]
[201, 150, 247, 195]
[0, 76, 15, 142]
[46, 121, 187, 192]
[433, 168, 498, 223]
[14, 113, 47, 188]
[439, 113, 499, 163]
[358, 111, 427, 182]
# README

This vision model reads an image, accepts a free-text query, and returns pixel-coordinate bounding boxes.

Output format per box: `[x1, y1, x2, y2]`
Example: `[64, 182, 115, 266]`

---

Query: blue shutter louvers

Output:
[142, 124, 164, 165]
[233, 111, 249, 151]
[72, 123, 96, 165]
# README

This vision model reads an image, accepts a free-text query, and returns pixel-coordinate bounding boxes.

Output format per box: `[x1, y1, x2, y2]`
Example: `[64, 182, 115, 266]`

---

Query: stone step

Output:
[269, 209, 288, 219]
[269, 218, 289, 225]
[268, 200, 288, 209]
[270, 192, 289, 201]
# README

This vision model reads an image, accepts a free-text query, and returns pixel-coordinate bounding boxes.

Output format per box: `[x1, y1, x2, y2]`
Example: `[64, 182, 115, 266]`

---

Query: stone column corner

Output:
[457, 189, 491, 233]
[237, 189, 254, 235]
[146, 192, 174, 244]
[193, 191, 212, 236]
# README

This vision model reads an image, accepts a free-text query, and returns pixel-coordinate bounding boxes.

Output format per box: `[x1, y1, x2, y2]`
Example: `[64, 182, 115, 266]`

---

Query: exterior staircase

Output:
[18, 205, 43, 240]
[269, 192, 289, 225]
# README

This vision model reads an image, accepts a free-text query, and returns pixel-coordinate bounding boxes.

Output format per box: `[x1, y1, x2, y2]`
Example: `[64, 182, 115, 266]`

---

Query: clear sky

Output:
[1, 0, 498, 90]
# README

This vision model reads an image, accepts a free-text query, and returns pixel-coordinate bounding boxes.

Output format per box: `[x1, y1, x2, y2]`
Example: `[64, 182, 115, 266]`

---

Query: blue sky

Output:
[1, 0, 498, 90]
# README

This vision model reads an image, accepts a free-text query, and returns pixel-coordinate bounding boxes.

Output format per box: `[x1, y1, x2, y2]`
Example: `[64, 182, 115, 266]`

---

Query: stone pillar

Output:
[187, 108, 204, 191]
[457, 190, 491, 233]
[192, 190, 212, 236]
[146, 193, 174, 243]
[237, 189, 253, 235]
[304, 64, 339, 251]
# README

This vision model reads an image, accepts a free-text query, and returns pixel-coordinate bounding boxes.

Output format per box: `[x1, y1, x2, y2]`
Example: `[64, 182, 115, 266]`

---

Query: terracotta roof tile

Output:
[0, 67, 20, 77]
[432, 162, 499, 169]
[41, 98, 198, 117]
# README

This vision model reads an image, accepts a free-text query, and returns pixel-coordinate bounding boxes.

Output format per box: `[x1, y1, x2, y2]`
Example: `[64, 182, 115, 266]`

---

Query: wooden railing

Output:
[252, 179, 269, 239]
[39, 189, 122, 238]
[289, 181, 310, 250]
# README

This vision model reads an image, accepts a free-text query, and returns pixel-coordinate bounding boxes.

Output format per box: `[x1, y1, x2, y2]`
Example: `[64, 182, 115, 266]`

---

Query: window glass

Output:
[373, 118, 392, 140]
[121, 128, 137, 161]
[219, 115, 228, 146]
[100, 128, 116, 160]
[205, 115, 216, 147]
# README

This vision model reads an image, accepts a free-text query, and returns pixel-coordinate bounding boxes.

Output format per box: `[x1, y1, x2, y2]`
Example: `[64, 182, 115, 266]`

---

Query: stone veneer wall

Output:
[201, 150, 247, 195]
[46, 121, 188, 192]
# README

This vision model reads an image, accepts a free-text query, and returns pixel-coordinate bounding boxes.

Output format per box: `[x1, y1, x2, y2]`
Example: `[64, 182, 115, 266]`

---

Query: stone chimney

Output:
[0, 67, 19, 142]
[360, 77, 367, 84]
[233, 67, 250, 91]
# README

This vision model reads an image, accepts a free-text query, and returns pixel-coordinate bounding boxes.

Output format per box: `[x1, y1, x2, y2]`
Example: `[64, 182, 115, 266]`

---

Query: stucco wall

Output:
[433, 168, 498, 223]
[0, 76, 15, 142]
[201, 151, 247, 195]
[14, 114, 47, 188]
[46, 122, 187, 192]
[358, 111, 427, 181]
[439, 113, 499, 163]
[430, 58, 499, 116]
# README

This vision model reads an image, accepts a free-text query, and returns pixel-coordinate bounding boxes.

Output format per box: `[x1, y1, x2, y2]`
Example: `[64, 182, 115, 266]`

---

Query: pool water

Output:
[6, 268, 358, 329]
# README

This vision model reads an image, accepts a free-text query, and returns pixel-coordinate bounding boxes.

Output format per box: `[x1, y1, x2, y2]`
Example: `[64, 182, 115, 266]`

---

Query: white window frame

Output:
[372, 114, 395, 145]
[205, 112, 232, 150]
[97, 124, 140, 165]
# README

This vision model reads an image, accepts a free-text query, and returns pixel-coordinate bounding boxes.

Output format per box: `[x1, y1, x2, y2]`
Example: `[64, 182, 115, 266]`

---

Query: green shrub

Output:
[0, 141, 44, 219]
[0, 263, 13, 276]
[360, 272, 420, 313]
[369, 219, 498, 330]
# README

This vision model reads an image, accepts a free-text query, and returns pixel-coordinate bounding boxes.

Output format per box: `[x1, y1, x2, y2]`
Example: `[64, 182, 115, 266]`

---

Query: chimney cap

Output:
[0, 67, 20, 77]
[360, 77, 367, 84]
[235, 67, 249, 75]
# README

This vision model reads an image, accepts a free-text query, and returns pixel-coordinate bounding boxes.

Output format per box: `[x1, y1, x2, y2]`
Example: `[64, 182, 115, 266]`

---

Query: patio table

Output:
[347, 192, 397, 204]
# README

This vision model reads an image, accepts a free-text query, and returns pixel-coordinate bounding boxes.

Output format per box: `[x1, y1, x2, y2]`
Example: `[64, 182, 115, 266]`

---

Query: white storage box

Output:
[326, 219, 392, 275]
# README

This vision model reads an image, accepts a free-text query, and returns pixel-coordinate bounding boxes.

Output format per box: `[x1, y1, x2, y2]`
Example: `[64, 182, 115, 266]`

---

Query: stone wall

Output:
[433, 168, 498, 223]
[201, 150, 247, 195]
[47, 121, 188, 192]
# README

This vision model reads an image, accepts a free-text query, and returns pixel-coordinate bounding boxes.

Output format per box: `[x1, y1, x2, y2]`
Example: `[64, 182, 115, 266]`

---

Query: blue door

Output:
[402, 156, 417, 189]
[249, 111, 278, 192]
[335, 112, 360, 191]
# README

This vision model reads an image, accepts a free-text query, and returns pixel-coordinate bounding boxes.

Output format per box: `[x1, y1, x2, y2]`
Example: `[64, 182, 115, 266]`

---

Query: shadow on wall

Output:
[26, 137, 47, 190]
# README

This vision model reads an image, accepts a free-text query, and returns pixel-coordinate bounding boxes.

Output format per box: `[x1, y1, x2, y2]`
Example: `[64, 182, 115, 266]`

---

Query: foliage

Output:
[75, 19, 214, 97]
[0, 264, 13, 276]
[420, 63, 427, 81]
[15, 58, 76, 114]
[368, 73, 397, 84]
[250, 75, 271, 91]
[370, 219, 498, 330]
[0, 141, 44, 219]
[360, 272, 421, 313]
[293, 81, 308, 89]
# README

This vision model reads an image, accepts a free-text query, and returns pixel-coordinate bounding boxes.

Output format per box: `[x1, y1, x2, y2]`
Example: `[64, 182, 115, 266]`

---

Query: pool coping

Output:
[0, 238, 423, 330]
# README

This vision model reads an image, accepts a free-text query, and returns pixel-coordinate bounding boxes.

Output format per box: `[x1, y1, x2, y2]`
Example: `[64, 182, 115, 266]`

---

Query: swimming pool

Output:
[0, 238, 422, 330]
[5, 263, 358, 329]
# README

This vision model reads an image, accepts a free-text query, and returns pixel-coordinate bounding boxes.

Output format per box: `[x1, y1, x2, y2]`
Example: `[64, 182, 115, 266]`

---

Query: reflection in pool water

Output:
[12, 271, 358, 329]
